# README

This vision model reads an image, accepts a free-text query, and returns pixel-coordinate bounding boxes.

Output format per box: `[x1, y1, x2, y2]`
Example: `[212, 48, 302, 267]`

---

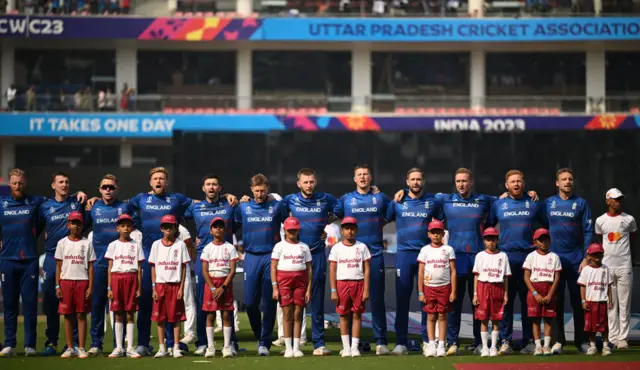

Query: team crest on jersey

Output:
[402, 202, 408, 210]
[441, 249, 446, 255]
[351, 198, 357, 205]
[49, 207, 55, 215]
[502, 203, 508, 210]
[173, 249, 178, 258]
[146, 196, 152, 203]
[3, 201, 7, 208]
[96, 208, 102, 216]
[218, 202, 223, 207]
[498, 257, 503, 266]
[317, 200, 321, 207]
[372, 198, 377, 205]
[269, 206, 273, 214]
[71, 203, 76, 210]
[425, 201, 430, 209]
[130, 244, 135, 252]
[246, 207, 252, 215]
[572, 202, 577, 210]
[551, 201, 556, 209]
[118, 208, 122, 215]
[525, 201, 530, 209]
[166, 197, 170, 203]
[548, 257, 553, 264]
[25, 198, 30, 205]
[200, 203, 206, 210]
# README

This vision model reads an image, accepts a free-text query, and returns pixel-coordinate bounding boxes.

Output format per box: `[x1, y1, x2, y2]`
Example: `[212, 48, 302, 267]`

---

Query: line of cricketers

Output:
[0, 166, 635, 358]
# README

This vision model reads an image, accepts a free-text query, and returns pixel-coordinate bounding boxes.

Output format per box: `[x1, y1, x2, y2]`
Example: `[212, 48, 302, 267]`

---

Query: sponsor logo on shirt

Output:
[483, 267, 503, 278]
[145, 204, 172, 211]
[295, 207, 321, 213]
[401, 211, 431, 218]
[200, 209, 227, 216]
[247, 216, 273, 222]
[158, 260, 179, 271]
[503, 211, 530, 217]
[338, 257, 363, 269]
[4, 209, 30, 216]
[550, 211, 574, 217]
[452, 202, 479, 208]
[95, 217, 118, 224]
[532, 267, 555, 278]
[425, 258, 448, 268]
[114, 254, 136, 265]
[50, 212, 70, 221]
[64, 254, 86, 265]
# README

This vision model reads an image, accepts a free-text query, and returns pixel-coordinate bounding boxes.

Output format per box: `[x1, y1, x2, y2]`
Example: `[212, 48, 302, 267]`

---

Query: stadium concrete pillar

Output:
[351, 47, 372, 113]
[115, 42, 137, 103]
[237, 47, 252, 109]
[1, 141, 15, 181]
[120, 143, 133, 168]
[237, 0, 253, 15]
[0, 43, 15, 109]
[470, 49, 485, 110]
[586, 50, 606, 113]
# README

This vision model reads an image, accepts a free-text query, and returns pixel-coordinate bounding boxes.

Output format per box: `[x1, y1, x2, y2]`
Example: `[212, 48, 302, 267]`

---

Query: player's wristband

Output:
[107, 287, 112, 291]
[473, 292, 478, 296]
[272, 282, 277, 286]
[581, 299, 586, 304]
[152, 283, 156, 287]
[55, 285, 60, 289]
[418, 292, 424, 296]
[331, 288, 337, 293]
[210, 287, 215, 292]
[532, 291, 538, 296]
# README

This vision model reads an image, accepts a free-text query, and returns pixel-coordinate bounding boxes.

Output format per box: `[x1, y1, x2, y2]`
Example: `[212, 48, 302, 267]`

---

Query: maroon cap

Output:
[586, 243, 604, 255]
[533, 228, 550, 240]
[116, 214, 133, 223]
[210, 217, 225, 227]
[283, 217, 301, 230]
[428, 220, 445, 231]
[482, 227, 499, 237]
[68, 211, 84, 223]
[341, 217, 358, 226]
[160, 214, 177, 225]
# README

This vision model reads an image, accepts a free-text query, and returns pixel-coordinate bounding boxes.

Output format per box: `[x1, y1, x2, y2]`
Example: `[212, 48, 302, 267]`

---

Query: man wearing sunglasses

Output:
[84, 174, 135, 355]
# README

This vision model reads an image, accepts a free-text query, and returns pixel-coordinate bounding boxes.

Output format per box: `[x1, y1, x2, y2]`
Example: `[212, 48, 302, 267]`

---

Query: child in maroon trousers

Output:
[271, 217, 312, 358]
[55, 211, 95, 359]
[149, 214, 191, 358]
[417, 220, 457, 358]
[106, 214, 144, 359]
[472, 227, 511, 358]
[523, 228, 561, 356]
[578, 243, 613, 356]
[329, 217, 371, 358]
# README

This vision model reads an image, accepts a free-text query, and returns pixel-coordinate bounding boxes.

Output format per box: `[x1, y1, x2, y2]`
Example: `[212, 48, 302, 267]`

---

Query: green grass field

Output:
[0, 315, 638, 370]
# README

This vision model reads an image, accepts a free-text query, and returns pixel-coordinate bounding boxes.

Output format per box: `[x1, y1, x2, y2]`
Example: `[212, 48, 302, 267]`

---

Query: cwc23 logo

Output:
[0, 18, 64, 35]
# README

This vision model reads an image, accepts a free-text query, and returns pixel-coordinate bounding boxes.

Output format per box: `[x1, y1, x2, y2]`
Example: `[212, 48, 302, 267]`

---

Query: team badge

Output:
[268, 206, 273, 214]
[402, 202, 408, 210]
[246, 207, 252, 215]
[548, 257, 552, 265]
[118, 208, 122, 215]
[3, 201, 7, 208]
[502, 203, 508, 210]
[317, 200, 321, 207]
[551, 201, 556, 209]
[200, 203, 206, 210]
[130, 244, 135, 252]
[49, 207, 55, 215]
[525, 201, 530, 209]
[96, 208, 102, 216]
[572, 202, 577, 210]
[372, 197, 377, 205]
[146, 196, 152, 203]
[425, 201, 430, 209]
[71, 203, 76, 210]
[173, 249, 178, 258]
[498, 257, 503, 266]
[166, 197, 170, 203]
[223, 249, 230, 259]
[351, 198, 357, 205]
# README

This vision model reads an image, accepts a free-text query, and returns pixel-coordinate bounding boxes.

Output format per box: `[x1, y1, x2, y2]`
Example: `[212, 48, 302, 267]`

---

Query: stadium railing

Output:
[2, 93, 640, 114]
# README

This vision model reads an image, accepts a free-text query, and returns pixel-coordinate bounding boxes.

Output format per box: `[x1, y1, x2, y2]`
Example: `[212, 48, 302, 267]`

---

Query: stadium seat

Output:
[395, 108, 407, 114]
[163, 108, 174, 113]
[549, 108, 561, 115]
[175, 12, 184, 16]
[195, 12, 204, 17]
[184, 108, 194, 113]
[214, 108, 225, 114]
[194, 108, 205, 113]
[174, 108, 185, 114]
[631, 107, 640, 113]
[436, 107, 446, 114]
[276, 108, 287, 115]
[205, 12, 214, 16]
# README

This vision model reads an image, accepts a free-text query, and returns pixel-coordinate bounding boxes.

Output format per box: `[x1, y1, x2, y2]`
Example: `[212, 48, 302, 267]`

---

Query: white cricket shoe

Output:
[498, 342, 512, 355]
[77, 348, 89, 359]
[172, 348, 183, 358]
[204, 346, 216, 358]
[480, 347, 489, 357]
[446, 344, 458, 356]
[180, 333, 196, 345]
[425, 343, 436, 357]
[272, 337, 285, 347]
[258, 346, 269, 356]
[154, 349, 168, 358]
[194, 345, 207, 356]
[340, 348, 351, 357]
[602, 346, 612, 356]
[391, 344, 408, 355]
[126, 348, 141, 358]
[60, 348, 75, 358]
[586, 346, 597, 356]
[617, 340, 628, 349]
[350, 348, 361, 357]
[312, 346, 331, 356]
[375, 344, 390, 355]
[109, 347, 125, 358]
[87, 347, 102, 356]
[551, 342, 563, 355]
[222, 346, 234, 358]
[489, 347, 498, 357]
[24, 347, 37, 357]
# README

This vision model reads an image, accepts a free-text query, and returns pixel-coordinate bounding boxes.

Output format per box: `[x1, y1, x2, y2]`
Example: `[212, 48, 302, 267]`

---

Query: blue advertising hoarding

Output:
[0, 113, 638, 138]
[0, 14, 639, 42]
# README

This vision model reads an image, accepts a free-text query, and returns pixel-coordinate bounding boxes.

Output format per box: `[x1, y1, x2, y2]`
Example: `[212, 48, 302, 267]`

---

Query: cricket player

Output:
[544, 168, 593, 354]
[595, 188, 636, 349]
[385, 167, 444, 355]
[333, 164, 391, 355]
[487, 170, 545, 355]
[233, 174, 288, 356]
[39, 172, 86, 355]
[183, 174, 238, 355]
[85, 174, 135, 355]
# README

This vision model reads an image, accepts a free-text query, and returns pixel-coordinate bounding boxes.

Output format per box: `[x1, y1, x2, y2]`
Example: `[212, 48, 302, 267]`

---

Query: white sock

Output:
[174, 343, 180, 352]
[206, 327, 215, 347]
[544, 336, 551, 348]
[126, 323, 135, 350]
[285, 337, 293, 352]
[481, 332, 488, 349]
[115, 322, 124, 350]
[223, 327, 231, 348]
[535, 339, 542, 348]
[293, 338, 300, 352]
[437, 341, 444, 349]
[351, 337, 359, 351]
[491, 331, 499, 349]
[341, 335, 350, 351]
[159, 343, 166, 352]
[603, 341, 609, 348]
[590, 341, 596, 348]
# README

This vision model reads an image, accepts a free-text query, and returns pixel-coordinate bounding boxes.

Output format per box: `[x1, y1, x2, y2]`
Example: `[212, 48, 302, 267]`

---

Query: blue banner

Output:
[0, 113, 638, 138]
[1, 15, 639, 42]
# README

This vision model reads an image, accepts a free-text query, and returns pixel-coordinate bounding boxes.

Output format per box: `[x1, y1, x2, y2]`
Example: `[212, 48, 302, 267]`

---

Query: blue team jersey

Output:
[86, 200, 134, 268]
[282, 192, 337, 253]
[185, 198, 235, 252]
[233, 199, 287, 254]
[0, 195, 46, 261]
[39, 197, 82, 256]
[333, 190, 390, 256]
[543, 195, 593, 267]
[386, 193, 444, 252]
[487, 195, 545, 265]
[129, 192, 192, 252]
[437, 193, 495, 254]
